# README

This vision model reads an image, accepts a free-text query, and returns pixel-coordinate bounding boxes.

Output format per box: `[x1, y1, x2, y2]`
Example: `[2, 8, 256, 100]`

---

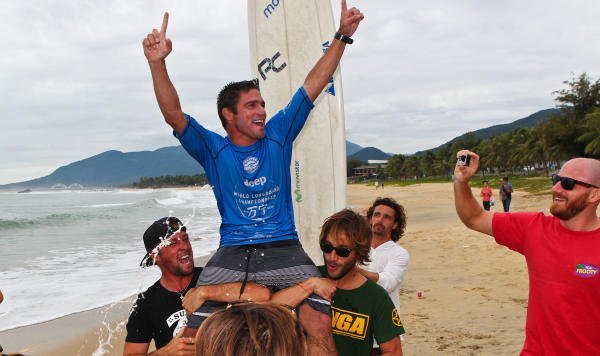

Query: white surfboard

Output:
[248, 0, 347, 263]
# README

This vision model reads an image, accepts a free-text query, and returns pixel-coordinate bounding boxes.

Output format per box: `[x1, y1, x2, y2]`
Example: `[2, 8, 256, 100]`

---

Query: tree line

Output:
[130, 174, 208, 188]
[383, 73, 600, 180]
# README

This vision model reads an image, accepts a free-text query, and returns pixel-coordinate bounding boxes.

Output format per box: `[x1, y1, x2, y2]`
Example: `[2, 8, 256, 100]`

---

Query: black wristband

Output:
[334, 32, 353, 44]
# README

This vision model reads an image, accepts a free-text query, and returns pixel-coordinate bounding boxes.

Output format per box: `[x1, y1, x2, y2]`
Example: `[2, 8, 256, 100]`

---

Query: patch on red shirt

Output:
[575, 264, 599, 278]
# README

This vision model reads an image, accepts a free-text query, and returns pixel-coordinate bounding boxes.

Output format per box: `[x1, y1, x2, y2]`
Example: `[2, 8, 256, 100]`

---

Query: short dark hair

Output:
[502, 176, 509, 181]
[483, 180, 489, 184]
[366, 197, 407, 242]
[216, 79, 260, 129]
[319, 209, 371, 265]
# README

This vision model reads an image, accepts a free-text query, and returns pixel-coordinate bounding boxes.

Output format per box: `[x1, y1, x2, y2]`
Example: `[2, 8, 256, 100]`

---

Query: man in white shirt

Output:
[358, 197, 409, 353]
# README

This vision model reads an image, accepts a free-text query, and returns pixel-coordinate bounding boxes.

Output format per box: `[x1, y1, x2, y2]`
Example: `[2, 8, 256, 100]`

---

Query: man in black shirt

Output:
[124, 217, 269, 356]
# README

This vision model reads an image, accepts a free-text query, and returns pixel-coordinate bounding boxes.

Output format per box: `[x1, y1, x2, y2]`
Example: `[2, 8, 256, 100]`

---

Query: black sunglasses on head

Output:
[320, 241, 353, 257]
[552, 174, 598, 190]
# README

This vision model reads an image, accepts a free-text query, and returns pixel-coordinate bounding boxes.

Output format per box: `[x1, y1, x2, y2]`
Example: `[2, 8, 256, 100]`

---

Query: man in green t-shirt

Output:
[269, 208, 405, 354]
[318, 209, 404, 355]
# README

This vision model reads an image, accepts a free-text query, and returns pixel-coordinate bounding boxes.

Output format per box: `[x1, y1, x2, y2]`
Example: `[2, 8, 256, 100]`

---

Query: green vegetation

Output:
[129, 174, 208, 188]
[381, 73, 600, 182]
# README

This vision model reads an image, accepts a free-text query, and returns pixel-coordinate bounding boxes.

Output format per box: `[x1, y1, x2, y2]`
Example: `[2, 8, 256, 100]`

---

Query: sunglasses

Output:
[320, 241, 353, 258]
[551, 174, 598, 190]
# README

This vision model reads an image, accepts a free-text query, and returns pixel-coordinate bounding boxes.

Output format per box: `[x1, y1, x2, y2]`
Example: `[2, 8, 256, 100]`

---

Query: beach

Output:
[1, 183, 549, 355]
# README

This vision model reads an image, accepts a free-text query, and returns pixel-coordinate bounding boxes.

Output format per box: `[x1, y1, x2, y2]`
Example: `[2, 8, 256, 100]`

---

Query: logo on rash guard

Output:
[575, 264, 599, 278]
[243, 156, 260, 174]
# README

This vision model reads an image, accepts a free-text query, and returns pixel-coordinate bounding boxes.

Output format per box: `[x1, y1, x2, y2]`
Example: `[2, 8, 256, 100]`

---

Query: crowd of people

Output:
[121, 0, 600, 354]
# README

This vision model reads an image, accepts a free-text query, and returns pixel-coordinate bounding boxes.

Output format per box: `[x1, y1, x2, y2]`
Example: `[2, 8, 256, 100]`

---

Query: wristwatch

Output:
[334, 32, 353, 44]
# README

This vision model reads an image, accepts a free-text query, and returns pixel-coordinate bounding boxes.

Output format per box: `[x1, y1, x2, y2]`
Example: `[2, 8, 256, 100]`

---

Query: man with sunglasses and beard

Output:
[453, 150, 600, 355]
[274, 209, 405, 355]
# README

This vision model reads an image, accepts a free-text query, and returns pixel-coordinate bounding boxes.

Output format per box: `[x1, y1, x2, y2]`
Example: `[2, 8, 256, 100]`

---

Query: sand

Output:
[0, 183, 550, 355]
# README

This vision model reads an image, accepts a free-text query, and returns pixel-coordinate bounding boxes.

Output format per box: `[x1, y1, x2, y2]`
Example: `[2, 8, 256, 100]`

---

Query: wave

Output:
[0, 213, 112, 230]
[78, 202, 135, 208]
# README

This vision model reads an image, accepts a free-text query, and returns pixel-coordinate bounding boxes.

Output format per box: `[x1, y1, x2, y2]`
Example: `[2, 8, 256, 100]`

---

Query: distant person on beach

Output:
[142, 2, 363, 352]
[272, 209, 405, 355]
[499, 177, 513, 212]
[124, 217, 269, 356]
[195, 302, 308, 356]
[480, 180, 493, 211]
[358, 197, 409, 352]
[375, 181, 379, 189]
[453, 150, 600, 355]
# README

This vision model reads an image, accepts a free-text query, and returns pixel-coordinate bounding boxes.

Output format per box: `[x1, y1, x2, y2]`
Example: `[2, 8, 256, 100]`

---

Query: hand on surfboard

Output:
[338, 0, 364, 37]
[143, 12, 173, 63]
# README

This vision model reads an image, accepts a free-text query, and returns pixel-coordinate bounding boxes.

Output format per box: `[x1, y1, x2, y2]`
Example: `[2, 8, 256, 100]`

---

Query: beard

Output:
[550, 192, 588, 220]
[325, 258, 356, 280]
[371, 223, 387, 237]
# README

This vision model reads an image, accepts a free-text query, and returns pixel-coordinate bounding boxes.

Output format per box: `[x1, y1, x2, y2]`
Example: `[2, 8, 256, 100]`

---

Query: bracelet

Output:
[334, 32, 353, 44]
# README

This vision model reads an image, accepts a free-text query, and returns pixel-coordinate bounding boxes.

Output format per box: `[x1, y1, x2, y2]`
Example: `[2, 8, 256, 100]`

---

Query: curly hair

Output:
[195, 302, 307, 356]
[216, 79, 260, 129]
[319, 209, 371, 265]
[366, 197, 407, 242]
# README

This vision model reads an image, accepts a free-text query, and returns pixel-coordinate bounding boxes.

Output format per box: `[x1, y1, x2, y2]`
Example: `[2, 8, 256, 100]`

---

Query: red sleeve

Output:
[492, 212, 542, 254]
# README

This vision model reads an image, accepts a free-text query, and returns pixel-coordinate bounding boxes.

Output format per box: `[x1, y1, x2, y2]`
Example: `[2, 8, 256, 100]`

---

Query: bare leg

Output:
[298, 303, 337, 356]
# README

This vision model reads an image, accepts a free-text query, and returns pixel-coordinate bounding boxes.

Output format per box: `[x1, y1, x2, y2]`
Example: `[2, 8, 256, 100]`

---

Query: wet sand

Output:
[1, 183, 549, 355]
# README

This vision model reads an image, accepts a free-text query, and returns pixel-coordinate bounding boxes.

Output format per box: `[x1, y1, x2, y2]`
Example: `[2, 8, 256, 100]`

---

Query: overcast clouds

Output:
[1, 0, 600, 184]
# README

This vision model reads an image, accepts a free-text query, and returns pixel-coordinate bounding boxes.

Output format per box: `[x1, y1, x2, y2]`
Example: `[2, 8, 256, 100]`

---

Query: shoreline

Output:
[1, 183, 555, 355]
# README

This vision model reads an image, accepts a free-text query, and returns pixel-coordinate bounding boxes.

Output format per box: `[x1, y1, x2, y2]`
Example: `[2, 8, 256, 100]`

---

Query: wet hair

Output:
[482, 180, 489, 184]
[502, 177, 509, 182]
[319, 209, 371, 265]
[216, 79, 260, 129]
[366, 197, 407, 242]
[195, 302, 307, 356]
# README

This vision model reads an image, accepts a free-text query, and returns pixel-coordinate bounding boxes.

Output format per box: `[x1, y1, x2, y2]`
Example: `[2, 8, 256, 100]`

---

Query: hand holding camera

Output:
[457, 154, 471, 166]
[453, 150, 479, 184]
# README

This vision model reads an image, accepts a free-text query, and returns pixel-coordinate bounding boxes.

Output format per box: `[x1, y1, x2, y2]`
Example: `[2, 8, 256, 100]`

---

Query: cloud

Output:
[2, 0, 600, 184]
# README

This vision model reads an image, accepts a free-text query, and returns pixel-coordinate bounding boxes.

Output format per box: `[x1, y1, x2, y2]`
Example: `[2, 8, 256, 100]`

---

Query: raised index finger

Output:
[161, 12, 169, 35]
[341, 0, 347, 13]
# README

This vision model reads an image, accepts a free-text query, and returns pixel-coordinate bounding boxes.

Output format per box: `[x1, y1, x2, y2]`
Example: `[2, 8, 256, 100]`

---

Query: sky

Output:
[2, 0, 600, 185]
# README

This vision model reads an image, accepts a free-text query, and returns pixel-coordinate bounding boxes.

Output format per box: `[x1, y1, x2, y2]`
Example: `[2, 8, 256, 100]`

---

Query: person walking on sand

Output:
[453, 150, 600, 355]
[480, 180, 493, 211]
[142, 2, 363, 352]
[499, 177, 513, 212]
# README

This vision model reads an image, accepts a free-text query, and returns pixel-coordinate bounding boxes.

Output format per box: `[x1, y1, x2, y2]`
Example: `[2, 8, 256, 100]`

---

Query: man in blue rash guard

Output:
[143, 1, 363, 352]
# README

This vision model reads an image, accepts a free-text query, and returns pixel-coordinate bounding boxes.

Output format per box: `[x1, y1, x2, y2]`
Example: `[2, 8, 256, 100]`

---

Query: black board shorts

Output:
[187, 239, 331, 328]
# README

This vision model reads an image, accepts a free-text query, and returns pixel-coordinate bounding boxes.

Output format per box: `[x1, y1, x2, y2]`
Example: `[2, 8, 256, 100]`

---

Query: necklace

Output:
[177, 278, 193, 301]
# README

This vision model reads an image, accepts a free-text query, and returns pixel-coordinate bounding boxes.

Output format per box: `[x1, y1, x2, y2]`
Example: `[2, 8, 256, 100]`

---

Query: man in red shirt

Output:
[453, 150, 600, 355]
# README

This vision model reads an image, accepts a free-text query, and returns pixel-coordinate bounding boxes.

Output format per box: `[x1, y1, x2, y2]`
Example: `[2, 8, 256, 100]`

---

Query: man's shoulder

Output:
[378, 241, 409, 256]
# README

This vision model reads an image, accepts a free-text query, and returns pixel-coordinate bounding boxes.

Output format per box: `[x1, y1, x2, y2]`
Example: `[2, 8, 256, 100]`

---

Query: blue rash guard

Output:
[176, 87, 314, 247]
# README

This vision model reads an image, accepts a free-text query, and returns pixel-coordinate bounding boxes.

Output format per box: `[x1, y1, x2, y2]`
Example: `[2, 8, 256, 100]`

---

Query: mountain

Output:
[0, 146, 203, 189]
[414, 108, 559, 155]
[346, 141, 363, 156]
[347, 147, 391, 162]
[1, 140, 366, 189]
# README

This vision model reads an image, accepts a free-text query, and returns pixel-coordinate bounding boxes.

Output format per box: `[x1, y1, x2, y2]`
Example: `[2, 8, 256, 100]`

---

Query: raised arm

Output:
[143, 12, 187, 134]
[453, 150, 494, 236]
[303, 0, 364, 101]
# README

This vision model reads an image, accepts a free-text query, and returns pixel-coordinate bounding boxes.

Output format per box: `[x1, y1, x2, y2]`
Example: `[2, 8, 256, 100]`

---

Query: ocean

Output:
[0, 188, 220, 332]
